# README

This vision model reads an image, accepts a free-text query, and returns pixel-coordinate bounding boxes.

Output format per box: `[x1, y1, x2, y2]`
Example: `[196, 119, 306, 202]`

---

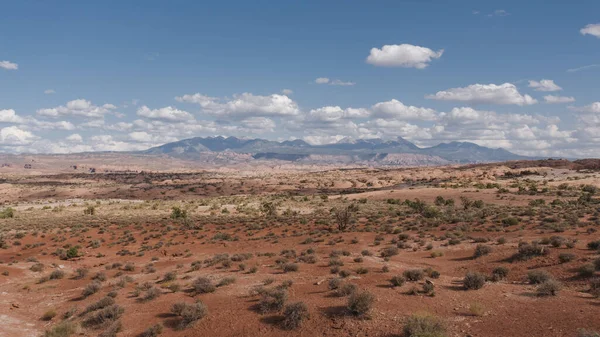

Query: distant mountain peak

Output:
[143, 136, 529, 164]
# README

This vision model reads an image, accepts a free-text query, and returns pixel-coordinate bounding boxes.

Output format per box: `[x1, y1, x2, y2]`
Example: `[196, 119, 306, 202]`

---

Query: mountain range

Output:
[143, 136, 530, 165]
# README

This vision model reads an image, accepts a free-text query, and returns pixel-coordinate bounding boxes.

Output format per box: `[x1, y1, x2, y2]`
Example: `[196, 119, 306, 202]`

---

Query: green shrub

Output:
[403, 313, 446, 337]
[463, 272, 486, 290]
[347, 291, 374, 316]
[536, 279, 561, 296]
[282, 302, 310, 330]
[171, 301, 208, 329]
[527, 270, 552, 284]
[403, 269, 424, 281]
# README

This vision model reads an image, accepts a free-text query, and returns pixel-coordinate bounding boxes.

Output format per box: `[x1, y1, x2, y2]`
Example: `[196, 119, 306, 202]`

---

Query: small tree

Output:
[261, 202, 277, 217]
[334, 206, 352, 231]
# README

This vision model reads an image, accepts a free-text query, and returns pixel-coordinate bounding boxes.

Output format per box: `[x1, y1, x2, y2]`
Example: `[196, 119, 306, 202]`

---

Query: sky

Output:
[1, 0, 600, 157]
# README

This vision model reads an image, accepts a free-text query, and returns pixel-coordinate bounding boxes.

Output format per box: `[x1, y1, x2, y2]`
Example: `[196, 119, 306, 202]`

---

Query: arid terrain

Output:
[1, 156, 600, 337]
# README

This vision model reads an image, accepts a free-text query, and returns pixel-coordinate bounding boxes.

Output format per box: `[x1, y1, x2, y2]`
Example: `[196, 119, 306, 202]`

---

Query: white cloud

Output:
[528, 79, 562, 92]
[239, 117, 276, 131]
[570, 102, 600, 113]
[0, 109, 74, 130]
[37, 99, 118, 118]
[308, 106, 369, 122]
[0, 61, 18, 70]
[366, 44, 443, 68]
[544, 95, 575, 104]
[66, 134, 83, 143]
[567, 64, 599, 73]
[44, 89, 56, 94]
[314, 78, 355, 86]
[177, 92, 300, 118]
[281, 89, 293, 95]
[137, 106, 194, 122]
[371, 99, 437, 121]
[0, 109, 26, 123]
[303, 135, 349, 145]
[426, 83, 538, 105]
[0, 126, 38, 145]
[490, 9, 509, 17]
[581, 23, 600, 38]
[330, 79, 355, 86]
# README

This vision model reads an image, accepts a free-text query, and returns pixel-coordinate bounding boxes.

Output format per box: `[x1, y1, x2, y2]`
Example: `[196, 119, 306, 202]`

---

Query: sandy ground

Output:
[0, 158, 599, 337]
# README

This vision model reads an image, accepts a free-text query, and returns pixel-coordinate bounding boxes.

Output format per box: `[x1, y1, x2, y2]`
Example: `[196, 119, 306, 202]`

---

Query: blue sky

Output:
[1, 0, 599, 157]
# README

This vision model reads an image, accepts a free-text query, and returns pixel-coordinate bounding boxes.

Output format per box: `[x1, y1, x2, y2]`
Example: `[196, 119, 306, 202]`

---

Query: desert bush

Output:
[282, 263, 299, 273]
[83, 206, 96, 215]
[328, 278, 342, 290]
[82, 281, 102, 298]
[403, 269, 424, 282]
[43, 321, 78, 337]
[536, 279, 561, 296]
[390, 276, 406, 287]
[403, 313, 446, 337]
[83, 297, 115, 314]
[98, 320, 122, 337]
[0, 207, 15, 219]
[50, 270, 65, 280]
[217, 277, 236, 287]
[83, 304, 124, 327]
[527, 270, 552, 284]
[589, 277, 600, 297]
[333, 283, 357, 297]
[578, 329, 600, 337]
[347, 291, 375, 316]
[491, 267, 509, 281]
[74, 268, 89, 279]
[258, 289, 287, 313]
[586, 240, 600, 250]
[463, 272, 486, 290]
[193, 277, 216, 294]
[514, 242, 549, 261]
[578, 264, 596, 278]
[473, 244, 492, 258]
[41, 309, 57, 321]
[141, 287, 161, 302]
[558, 253, 576, 263]
[355, 267, 368, 275]
[171, 301, 208, 329]
[381, 246, 399, 258]
[170, 206, 187, 219]
[139, 324, 163, 337]
[281, 302, 310, 330]
[30, 263, 44, 272]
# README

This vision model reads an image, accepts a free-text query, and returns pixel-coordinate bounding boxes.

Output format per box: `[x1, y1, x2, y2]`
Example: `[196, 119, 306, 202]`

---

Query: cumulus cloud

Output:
[66, 134, 83, 143]
[0, 109, 75, 130]
[137, 106, 194, 122]
[0, 109, 26, 123]
[371, 99, 437, 121]
[581, 23, 600, 38]
[570, 102, 600, 113]
[314, 78, 355, 86]
[37, 99, 118, 118]
[0, 61, 18, 70]
[528, 79, 562, 92]
[0, 126, 38, 145]
[544, 95, 575, 104]
[426, 83, 538, 105]
[281, 89, 293, 95]
[177, 92, 300, 118]
[366, 44, 443, 68]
